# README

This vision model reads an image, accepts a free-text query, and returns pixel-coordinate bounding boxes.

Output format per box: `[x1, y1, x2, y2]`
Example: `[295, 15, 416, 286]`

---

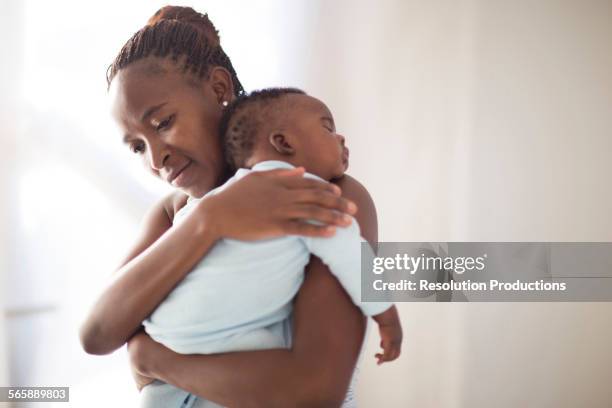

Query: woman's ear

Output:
[208, 67, 234, 105]
[269, 132, 295, 155]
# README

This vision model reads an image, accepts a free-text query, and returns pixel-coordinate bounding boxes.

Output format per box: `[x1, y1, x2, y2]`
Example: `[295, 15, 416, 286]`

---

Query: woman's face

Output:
[109, 57, 229, 198]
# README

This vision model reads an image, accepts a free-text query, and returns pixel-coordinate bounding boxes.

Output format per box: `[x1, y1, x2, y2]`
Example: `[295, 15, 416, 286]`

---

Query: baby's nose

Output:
[336, 133, 346, 146]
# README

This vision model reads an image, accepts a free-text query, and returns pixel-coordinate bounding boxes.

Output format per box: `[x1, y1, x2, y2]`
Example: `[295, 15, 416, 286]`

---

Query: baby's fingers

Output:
[375, 343, 401, 365]
[388, 345, 401, 362]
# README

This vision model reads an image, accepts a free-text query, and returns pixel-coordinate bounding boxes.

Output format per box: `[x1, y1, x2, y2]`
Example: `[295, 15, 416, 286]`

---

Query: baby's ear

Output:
[268, 132, 295, 155]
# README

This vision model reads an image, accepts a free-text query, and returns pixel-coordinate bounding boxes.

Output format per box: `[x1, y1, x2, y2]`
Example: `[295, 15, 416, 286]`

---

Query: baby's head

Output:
[219, 88, 349, 180]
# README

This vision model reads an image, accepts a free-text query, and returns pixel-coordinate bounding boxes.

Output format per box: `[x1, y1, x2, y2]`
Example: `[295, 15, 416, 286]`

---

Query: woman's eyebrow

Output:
[122, 134, 133, 144]
[141, 102, 168, 122]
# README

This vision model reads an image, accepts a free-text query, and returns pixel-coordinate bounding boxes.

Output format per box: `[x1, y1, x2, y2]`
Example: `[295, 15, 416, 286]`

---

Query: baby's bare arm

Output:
[372, 305, 403, 365]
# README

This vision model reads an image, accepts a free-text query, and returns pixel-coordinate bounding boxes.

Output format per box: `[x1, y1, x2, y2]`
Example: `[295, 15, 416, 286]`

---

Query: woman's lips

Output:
[171, 161, 193, 188]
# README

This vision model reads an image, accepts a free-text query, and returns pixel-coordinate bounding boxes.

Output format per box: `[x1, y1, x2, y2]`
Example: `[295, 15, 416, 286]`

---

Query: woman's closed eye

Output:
[155, 114, 175, 132]
[130, 141, 145, 154]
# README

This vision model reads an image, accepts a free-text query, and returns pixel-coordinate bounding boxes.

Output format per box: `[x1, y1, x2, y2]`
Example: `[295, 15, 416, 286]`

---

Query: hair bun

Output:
[147, 5, 220, 47]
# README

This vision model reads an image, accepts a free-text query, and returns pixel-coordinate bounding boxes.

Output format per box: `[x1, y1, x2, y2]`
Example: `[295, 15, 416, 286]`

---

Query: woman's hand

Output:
[199, 167, 358, 240]
[127, 330, 158, 391]
[130, 364, 155, 392]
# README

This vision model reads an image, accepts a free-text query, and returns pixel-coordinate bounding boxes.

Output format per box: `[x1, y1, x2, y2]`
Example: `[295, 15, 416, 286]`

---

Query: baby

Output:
[139, 88, 402, 408]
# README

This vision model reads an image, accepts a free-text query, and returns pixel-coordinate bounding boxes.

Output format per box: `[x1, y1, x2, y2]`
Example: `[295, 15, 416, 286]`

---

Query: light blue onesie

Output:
[139, 160, 391, 408]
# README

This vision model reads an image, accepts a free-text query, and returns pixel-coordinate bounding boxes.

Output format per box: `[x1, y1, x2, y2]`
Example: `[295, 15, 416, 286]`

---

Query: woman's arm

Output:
[79, 191, 216, 355]
[79, 168, 355, 355]
[131, 175, 378, 407]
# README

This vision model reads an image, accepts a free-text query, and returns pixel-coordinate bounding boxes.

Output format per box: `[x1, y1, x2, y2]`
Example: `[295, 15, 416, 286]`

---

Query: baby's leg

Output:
[140, 379, 228, 408]
[190, 397, 225, 408]
[223, 327, 287, 351]
[139, 379, 196, 408]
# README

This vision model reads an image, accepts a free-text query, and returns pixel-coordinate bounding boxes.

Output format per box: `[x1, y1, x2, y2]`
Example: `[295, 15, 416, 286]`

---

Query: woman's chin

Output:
[181, 184, 207, 199]
[170, 165, 224, 198]
[182, 177, 217, 198]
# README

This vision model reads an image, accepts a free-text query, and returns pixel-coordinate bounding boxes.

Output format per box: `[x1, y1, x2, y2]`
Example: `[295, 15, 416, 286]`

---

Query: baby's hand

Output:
[372, 306, 403, 365]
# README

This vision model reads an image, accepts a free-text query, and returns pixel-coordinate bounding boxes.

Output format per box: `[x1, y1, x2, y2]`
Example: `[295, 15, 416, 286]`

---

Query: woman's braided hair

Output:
[106, 5, 245, 96]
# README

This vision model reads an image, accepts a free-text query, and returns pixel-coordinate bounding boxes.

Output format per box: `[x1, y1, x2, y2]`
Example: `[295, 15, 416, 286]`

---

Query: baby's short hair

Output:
[219, 87, 306, 170]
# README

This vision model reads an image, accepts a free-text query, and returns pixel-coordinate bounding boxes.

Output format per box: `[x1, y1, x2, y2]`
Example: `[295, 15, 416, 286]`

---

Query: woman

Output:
[79, 6, 379, 407]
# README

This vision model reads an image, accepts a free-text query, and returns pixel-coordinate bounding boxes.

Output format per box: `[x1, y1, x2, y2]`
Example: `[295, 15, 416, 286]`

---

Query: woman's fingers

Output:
[283, 220, 337, 238]
[288, 204, 353, 227]
[259, 166, 306, 178]
[251, 168, 357, 215]
[259, 168, 343, 196]
[281, 174, 343, 197]
[200, 167, 358, 240]
[284, 176, 342, 196]
[291, 189, 357, 215]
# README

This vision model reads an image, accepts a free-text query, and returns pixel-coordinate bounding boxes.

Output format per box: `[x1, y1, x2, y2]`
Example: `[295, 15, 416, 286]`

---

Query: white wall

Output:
[0, 0, 25, 394]
[459, 2, 612, 407]
[292, 1, 612, 407]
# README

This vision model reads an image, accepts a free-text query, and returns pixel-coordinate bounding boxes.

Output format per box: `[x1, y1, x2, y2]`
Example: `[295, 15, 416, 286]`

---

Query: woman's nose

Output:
[147, 141, 170, 171]
[336, 133, 346, 146]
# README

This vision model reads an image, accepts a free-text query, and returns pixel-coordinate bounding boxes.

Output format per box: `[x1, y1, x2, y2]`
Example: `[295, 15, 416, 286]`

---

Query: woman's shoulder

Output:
[159, 190, 190, 223]
[115, 191, 189, 269]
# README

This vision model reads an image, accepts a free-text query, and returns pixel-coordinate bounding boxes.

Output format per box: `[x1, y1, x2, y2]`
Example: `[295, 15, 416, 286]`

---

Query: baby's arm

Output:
[306, 218, 403, 363]
[372, 305, 402, 364]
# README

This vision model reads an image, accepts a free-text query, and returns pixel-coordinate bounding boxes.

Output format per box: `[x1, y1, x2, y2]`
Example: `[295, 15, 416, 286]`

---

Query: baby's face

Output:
[283, 95, 349, 180]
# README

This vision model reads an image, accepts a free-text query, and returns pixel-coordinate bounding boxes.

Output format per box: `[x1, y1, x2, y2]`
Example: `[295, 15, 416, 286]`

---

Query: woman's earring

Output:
[222, 100, 229, 107]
